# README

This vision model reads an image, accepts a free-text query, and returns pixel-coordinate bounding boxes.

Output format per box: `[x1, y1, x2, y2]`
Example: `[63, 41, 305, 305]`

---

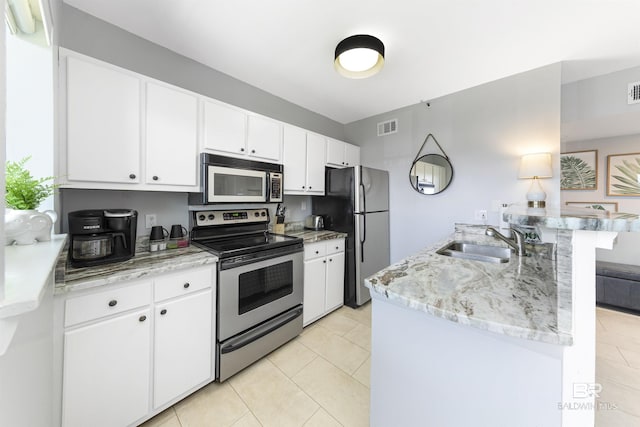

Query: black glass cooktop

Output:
[195, 232, 302, 258]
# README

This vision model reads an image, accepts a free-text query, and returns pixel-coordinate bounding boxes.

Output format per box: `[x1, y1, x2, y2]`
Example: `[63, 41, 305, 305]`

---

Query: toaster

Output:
[304, 215, 324, 230]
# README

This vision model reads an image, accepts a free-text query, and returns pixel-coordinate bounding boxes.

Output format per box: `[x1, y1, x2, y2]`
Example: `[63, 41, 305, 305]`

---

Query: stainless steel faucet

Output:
[485, 227, 526, 256]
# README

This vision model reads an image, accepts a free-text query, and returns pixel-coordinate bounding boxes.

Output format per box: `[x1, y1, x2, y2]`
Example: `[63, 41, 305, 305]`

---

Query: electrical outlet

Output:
[145, 214, 157, 229]
[475, 210, 488, 221]
[301, 201, 307, 211]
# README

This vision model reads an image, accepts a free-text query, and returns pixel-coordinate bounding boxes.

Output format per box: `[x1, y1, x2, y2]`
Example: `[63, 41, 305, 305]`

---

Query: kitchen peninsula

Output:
[365, 208, 639, 427]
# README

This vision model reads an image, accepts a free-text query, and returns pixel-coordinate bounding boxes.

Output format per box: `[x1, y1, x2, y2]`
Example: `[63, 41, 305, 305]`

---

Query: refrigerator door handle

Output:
[359, 180, 366, 263]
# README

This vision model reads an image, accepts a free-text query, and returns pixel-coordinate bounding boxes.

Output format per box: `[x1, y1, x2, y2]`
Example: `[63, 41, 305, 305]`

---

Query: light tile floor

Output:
[595, 306, 640, 427]
[141, 303, 372, 427]
[141, 304, 640, 426]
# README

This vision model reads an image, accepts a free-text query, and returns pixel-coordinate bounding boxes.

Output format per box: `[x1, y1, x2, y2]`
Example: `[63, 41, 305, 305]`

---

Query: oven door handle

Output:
[220, 306, 303, 354]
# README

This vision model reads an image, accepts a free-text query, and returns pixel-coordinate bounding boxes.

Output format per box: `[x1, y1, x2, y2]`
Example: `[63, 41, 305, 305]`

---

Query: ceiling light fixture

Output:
[334, 34, 385, 79]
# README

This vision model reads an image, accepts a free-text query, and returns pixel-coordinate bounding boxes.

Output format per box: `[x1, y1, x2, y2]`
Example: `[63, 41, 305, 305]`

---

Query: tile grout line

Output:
[225, 380, 264, 427]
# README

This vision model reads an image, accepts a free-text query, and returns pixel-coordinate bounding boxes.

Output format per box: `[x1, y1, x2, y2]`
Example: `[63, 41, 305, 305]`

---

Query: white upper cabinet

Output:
[202, 100, 247, 156]
[61, 51, 199, 192]
[145, 82, 198, 187]
[66, 56, 141, 184]
[202, 99, 282, 163]
[247, 115, 282, 162]
[282, 127, 325, 195]
[326, 138, 360, 168]
[305, 133, 326, 193]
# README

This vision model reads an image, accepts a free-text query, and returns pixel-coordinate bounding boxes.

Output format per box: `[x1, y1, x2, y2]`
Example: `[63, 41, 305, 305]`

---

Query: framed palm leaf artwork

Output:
[607, 152, 640, 196]
[561, 150, 597, 190]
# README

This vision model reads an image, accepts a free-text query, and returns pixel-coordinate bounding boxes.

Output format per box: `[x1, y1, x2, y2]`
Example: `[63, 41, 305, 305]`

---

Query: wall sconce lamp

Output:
[519, 153, 552, 208]
[334, 34, 385, 79]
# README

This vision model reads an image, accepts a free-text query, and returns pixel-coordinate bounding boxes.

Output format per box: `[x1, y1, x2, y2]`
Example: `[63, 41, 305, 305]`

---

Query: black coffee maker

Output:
[68, 209, 138, 268]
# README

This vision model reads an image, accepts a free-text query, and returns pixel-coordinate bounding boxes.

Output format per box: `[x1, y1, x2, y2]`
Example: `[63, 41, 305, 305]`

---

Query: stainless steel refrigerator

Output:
[312, 166, 390, 307]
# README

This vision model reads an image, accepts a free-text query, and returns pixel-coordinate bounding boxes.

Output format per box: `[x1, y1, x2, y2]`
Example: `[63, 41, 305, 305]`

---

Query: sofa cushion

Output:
[596, 261, 640, 282]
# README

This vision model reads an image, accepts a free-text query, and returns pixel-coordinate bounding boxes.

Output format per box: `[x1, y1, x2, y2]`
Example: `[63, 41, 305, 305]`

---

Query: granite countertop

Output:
[280, 222, 347, 243]
[365, 224, 572, 346]
[507, 205, 640, 232]
[55, 243, 218, 294]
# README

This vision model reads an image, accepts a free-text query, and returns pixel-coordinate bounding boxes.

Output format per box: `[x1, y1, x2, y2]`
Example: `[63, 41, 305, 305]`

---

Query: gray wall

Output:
[345, 64, 562, 262]
[58, 4, 346, 140]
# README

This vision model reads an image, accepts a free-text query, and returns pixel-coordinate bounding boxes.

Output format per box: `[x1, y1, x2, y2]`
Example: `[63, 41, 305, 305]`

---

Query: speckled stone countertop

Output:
[281, 222, 347, 243]
[365, 224, 572, 346]
[507, 205, 640, 232]
[55, 242, 217, 294]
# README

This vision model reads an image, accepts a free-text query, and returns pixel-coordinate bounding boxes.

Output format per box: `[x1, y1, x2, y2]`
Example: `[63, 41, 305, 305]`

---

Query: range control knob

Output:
[254, 212, 260, 217]
[208, 214, 215, 220]
[198, 214, 206, 221]
[261, 212, 266, 216]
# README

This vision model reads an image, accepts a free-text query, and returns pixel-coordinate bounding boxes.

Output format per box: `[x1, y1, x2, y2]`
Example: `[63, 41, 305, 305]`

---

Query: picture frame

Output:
[565, 201, 618, 213]
[560, 150, 597, 190]
[607, 152, 640, 196]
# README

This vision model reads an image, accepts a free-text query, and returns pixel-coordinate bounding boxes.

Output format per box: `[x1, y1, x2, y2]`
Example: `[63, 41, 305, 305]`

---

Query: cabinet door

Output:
[66, 56, 141, 184]
[326, 138, 345, 167]
[303, 257, 327, 326]
[283, 126, 307, 193]
[344, 143, 360, 167]
[306, 133, 326, 194]
[325, 251, 345, 312]
[62, 309, 151, 427]
[145, 83, 198, 187]
[247, 115, 282, 162]
[154, 290, 213, 409]
[203, 100, 247, 156]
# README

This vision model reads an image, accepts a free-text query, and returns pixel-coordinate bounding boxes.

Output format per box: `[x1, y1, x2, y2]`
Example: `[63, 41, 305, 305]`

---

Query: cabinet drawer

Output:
[65, 281, 151, 327]
[304, 242, 327, 260]
[326, 239, 345, 255]
[154, 266, 213, 302]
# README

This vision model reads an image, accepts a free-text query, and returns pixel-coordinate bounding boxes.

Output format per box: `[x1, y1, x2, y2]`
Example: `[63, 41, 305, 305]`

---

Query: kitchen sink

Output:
[436, 241, 511, 263]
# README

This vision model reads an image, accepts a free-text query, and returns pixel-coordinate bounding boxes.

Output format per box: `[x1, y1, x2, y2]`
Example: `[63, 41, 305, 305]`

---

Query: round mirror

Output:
[409, 154, 454, 195]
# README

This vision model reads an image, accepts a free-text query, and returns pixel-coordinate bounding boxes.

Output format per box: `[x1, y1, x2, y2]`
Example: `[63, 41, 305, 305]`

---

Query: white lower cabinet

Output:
[154, 289, 212, 409]
[62, 308, 151, 427]
[59, 265, 216, 427]
[303, 238, 345, 326]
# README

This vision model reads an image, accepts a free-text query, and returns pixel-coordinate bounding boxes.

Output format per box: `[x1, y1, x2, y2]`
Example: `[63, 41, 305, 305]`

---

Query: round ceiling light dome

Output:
[334, 34, 385, 79]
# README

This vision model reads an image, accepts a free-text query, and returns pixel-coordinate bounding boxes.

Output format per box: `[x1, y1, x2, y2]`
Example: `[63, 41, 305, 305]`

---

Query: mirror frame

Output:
[409, 153, 454, 195]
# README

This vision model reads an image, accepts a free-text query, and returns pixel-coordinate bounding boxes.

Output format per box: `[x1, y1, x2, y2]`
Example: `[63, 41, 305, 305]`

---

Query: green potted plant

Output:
[5, 156, 59, 245]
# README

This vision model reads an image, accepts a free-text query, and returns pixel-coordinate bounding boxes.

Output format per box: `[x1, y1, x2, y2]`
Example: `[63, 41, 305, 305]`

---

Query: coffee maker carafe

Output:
[68, 209, 138, 267]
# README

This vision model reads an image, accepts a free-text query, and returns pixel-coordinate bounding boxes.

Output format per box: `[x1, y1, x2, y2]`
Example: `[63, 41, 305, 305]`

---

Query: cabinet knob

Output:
[240, 148, 245, 152]
[152, 175, 159, 181]
[108, 300, 117, 307]
[309, 186, 312, 189]
[323, 260, 326, 263]
[346, 163, 349, 166]
[342, 162, 345, 165]
[329, 258, 333, 262]
[251, 149, 256, 154]
[336, 246, 339, 250]
[183, 282, 190, 289]
[160, 309, 167, 315]
[302, 186, 305, 189]
[129, 174, 136, 179]
[315, 250, 319, 254]
[139, 315, 147, 322]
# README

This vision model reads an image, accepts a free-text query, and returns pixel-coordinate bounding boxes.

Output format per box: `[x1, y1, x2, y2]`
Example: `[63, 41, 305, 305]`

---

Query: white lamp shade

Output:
[518, 153, 552, 179]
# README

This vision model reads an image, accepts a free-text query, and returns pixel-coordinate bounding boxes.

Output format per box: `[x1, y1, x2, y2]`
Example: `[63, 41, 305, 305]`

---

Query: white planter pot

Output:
[5, 209, 58, 246]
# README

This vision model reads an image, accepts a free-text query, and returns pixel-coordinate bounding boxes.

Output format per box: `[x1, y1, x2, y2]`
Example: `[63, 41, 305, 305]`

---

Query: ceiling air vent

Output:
[377, 119, 398, 136]
[628, 81, 640, 104]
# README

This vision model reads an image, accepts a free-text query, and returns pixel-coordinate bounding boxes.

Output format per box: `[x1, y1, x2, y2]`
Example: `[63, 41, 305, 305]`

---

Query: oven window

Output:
[214, 173, 264, 197]
[238, 260, 293, 314]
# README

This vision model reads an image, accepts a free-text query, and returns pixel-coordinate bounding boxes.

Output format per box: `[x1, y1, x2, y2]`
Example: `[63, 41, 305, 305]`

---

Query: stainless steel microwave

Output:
[189, 154, 283, 204]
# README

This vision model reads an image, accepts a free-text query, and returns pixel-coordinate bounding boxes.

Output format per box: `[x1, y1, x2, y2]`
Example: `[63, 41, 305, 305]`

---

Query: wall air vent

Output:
[628, 81, 640, 104]
[377, 119, 398, 136]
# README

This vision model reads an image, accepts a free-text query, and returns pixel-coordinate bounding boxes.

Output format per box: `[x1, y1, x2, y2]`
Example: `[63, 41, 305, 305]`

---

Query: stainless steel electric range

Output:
[190, 208, 304, 381]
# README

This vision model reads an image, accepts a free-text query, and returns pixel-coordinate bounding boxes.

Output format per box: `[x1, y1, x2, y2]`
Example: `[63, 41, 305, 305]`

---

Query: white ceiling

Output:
[63, 0, 640, 124]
